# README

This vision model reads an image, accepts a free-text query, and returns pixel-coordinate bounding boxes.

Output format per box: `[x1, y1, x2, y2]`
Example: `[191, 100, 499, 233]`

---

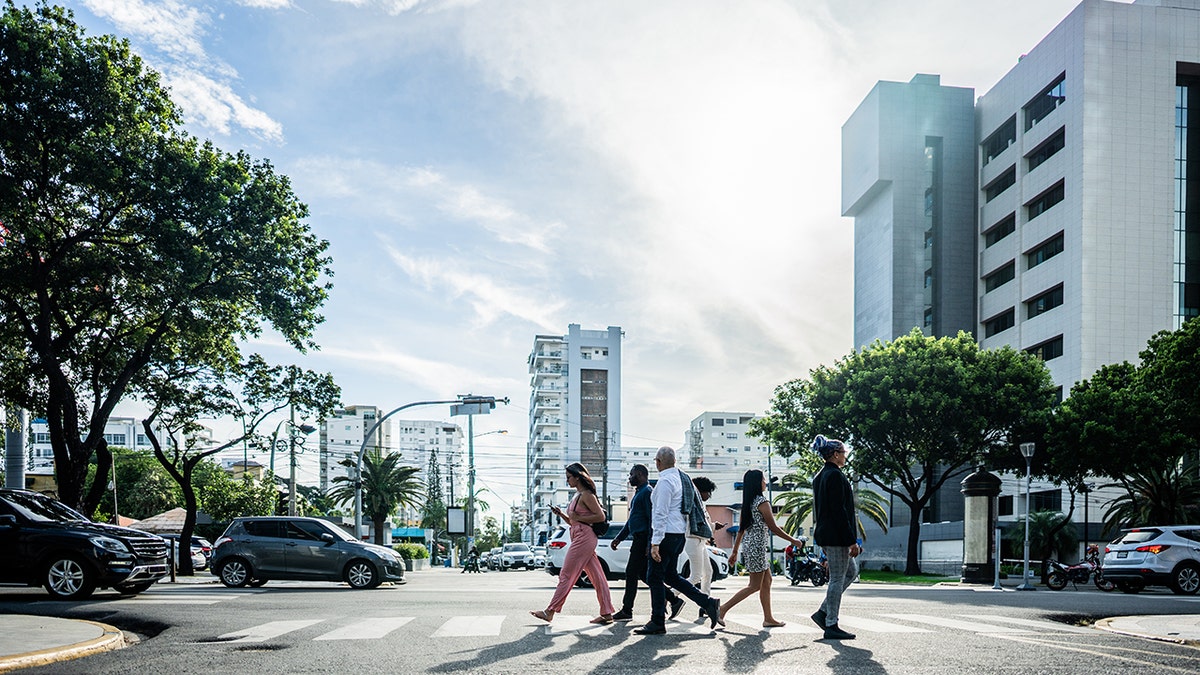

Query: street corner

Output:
[1093, 615, 1200, 647]
[0, 615, 126, 673]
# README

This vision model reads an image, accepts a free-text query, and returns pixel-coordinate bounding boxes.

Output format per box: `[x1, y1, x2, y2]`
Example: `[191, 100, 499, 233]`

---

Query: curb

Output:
[1093, 617, 1200, 647]
[0, 620, 126, 673]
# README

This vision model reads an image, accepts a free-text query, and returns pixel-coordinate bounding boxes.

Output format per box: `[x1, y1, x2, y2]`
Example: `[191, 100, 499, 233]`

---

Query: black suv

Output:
[211, 516, 405, 589]
[0, 488, 169, 599]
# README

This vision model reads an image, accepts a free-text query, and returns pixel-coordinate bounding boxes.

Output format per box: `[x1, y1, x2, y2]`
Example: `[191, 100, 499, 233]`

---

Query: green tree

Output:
[1005, 510, 1078, 564]
[420, 449, 446, 531]
[192, 461, 279, 523]
[0, 3, 332, 515]
[92, 447, 182, 522]
[475, 516, 501, 552]
[757, 329, 1057, 574]
[771, 468, 889, 541]
[331, 450, 423, 545]
[1100, 453, 1200, 534]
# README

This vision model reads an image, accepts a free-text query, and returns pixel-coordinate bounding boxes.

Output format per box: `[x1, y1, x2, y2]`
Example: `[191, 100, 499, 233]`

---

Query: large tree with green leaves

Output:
[0, 2, 331, 515]
[331, 450, 423, 545]
[756, 329, 1057, 574]
[420, 448, 446, 531]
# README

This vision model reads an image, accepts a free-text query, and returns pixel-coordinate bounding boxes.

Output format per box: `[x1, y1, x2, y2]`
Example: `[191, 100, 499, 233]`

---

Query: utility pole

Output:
[288, 403, 298, 517]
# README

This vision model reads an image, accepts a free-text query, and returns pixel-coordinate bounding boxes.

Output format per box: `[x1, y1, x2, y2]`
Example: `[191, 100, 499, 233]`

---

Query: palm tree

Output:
[1100, 452, 1200, 535]
[1005, 510, 1078, 564]
[331, 450, 424, 545]
[772, 472, 889, 541]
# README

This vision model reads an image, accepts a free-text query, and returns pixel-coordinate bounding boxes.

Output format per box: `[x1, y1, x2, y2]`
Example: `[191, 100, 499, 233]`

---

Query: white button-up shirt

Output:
[650, 466, 687, 546]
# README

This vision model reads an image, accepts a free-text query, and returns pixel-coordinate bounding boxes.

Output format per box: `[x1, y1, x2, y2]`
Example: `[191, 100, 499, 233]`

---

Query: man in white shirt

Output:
[634, 446, 724, 635]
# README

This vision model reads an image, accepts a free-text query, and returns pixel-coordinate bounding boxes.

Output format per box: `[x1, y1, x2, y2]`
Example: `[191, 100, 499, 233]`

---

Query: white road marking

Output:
[961, 614, 1094, 633]
[314, 617, 415, 641]
[217, 619, 324, 643]
[883, 613, 1028, 633]
[837, 615, 931, 633]
[432, 615, 505, 637]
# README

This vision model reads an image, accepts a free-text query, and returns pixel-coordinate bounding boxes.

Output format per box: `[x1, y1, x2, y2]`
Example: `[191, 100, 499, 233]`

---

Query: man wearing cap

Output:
[809, 435, 860, 640]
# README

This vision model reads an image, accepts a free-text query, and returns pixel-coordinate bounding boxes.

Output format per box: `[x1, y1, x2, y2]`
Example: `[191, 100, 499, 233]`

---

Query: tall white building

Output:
[683, 412, 776, 545]
[28, 416, 170, 472]
[319, 405, 394, 492]
[526, 324, 623, 545]
[393, 420, 464, 525]
[842, 0, 1199, 569]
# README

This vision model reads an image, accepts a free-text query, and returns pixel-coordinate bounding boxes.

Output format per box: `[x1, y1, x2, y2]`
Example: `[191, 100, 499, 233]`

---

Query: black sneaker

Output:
[823, 624, 856, 640]
[706, 598, 725, 629]
[612, 608, 634, 622]
[634, 623, 666, 635]
[696, 608, 706, 623]
[810, 609, 827, 630]
[669, 596, 685, 620]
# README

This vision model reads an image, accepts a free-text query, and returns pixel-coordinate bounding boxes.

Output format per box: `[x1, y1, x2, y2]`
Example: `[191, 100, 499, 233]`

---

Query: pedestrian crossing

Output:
[203, 611, 1094, 644]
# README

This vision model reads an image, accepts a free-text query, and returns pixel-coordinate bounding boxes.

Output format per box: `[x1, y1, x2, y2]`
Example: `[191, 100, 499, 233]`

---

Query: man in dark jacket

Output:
[809, 435, 860, 640]
[609, 464, 682, 622]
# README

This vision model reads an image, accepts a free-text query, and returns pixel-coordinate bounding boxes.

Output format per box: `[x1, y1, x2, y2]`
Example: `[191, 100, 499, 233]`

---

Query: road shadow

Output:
[715, 627, 808, 673]
[425, 622, 557, 673]
[587, 623, 715, 674]
[824, 639, 885, 675]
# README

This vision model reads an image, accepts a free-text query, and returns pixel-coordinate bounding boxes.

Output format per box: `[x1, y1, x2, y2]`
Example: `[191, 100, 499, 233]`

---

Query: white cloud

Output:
[162, 66, 284, 142]
[237, 0, 293, 9]
[80, 0, 208, 59]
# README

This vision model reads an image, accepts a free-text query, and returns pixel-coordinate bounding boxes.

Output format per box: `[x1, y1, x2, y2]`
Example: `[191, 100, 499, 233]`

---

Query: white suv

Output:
[1101, 526, 1200, 595]
[544, 521, 729, 587]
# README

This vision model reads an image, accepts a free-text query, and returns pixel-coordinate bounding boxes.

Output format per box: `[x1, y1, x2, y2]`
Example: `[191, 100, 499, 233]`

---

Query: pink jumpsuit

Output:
[546, 495, 615, 614]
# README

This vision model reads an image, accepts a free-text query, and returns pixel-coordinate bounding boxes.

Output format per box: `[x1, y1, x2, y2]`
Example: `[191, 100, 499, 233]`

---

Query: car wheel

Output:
[345, 560, 379, 589]
[114, 581, 155, 595]
[1046, 570, 1068, 591]
[248, 578, 268, 588]
[1116, 580, 1144, 594]
[1170, 562, 1200, 595]
[44, 555, 97, 600]
[218, 558, 252, 588]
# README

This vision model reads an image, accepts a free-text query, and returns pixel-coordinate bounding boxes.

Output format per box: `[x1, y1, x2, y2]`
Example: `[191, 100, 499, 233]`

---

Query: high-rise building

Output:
[683, 411, 774, 548]
[393, 420, 464, 525]
[319, 405, 393, 492]
[526, 324, 622, 545]
[842, 0, 1196, 571]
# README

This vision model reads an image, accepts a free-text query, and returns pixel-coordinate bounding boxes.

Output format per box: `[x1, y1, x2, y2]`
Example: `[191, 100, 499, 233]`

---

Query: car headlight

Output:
[90, 535, 129, 554]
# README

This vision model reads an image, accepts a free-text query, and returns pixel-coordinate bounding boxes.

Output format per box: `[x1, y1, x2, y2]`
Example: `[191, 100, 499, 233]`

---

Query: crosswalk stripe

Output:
[218, 619, 324, 643]
[542, 615, 615, 635]
[725, 614, 820, 633]
[838, 615, 930, 633]
[119, 599, 223, 605]
[959, 615, 1093, 633]
[432, 615, 505, 637]
[883, 614, 1027, 633]
[314, 617, 415, 641]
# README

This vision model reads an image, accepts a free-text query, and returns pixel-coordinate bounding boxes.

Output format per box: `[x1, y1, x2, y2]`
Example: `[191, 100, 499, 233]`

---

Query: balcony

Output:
[534, 433, 561, 447]
[534, 416, 562, 429]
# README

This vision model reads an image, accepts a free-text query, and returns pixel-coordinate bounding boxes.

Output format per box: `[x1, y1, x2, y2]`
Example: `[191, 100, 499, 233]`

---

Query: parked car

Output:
[161, 534, 212, 570]
[478, 548, 493, 570]
[211, 516, 404, 589]
[545, 521, 730, 587]
[0, 488, 169, 599]
[498, 543, 536, 570]
[1101, 525, 1200, 595]
[486, 546, 504, 571]
[531, 546, 548, 568]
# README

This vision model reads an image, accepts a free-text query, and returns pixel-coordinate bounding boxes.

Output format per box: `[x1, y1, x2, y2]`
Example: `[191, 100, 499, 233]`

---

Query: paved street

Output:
[2, 567, 1199, 673]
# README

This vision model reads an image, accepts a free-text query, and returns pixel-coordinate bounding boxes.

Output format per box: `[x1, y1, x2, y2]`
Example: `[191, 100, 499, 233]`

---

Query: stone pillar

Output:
[960, 468, 1001, 584]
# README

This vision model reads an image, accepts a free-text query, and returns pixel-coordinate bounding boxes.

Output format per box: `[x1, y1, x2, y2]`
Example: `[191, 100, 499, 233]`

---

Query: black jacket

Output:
[812, 462, 857, 547]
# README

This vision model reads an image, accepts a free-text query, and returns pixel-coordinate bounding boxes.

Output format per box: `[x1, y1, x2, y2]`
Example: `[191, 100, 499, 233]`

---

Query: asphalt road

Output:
[2, 567, 1199, 674]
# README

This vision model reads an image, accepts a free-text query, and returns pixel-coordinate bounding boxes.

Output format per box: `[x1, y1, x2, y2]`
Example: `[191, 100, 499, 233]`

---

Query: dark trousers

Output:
[647, 533, 711, 625]
[622, 533, 676, 613]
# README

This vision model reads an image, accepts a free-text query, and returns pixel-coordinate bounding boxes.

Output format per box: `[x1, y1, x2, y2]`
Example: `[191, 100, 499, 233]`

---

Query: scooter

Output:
[462, 552, 481, 574]
[1045, 545, 1115, 591]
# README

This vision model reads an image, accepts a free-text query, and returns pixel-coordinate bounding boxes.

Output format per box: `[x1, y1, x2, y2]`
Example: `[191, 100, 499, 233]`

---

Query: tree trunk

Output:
[374, 518, 385, 546]
[905, 503, 923, 576]
[177, 462, 199, 576]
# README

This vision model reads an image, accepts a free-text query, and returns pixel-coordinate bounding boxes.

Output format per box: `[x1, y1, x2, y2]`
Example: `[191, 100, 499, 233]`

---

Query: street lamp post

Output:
[1080, 481, 1096, 556]
[1017, 442, 1036, 591]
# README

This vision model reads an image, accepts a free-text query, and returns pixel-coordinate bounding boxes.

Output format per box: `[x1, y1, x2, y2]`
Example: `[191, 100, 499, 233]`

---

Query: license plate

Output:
[1117, 551, 1129, 559]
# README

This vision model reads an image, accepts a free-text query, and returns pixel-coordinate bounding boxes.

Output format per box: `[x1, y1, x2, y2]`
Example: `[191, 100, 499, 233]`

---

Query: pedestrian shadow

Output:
[588, 625, 714, 674]
[425, 624, 557, 673]
[825, 639, 885, 674]
[716, 628, 807, 673]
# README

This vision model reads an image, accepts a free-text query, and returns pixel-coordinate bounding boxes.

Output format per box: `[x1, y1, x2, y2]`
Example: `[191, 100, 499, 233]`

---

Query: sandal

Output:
[763, 620, 787, 628]
[530, 610, 554, 623]
[589, 614, 614, 625]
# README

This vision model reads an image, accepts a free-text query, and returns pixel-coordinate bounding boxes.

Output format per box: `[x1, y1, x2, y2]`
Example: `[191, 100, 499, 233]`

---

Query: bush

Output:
[393, 543, 429, 560]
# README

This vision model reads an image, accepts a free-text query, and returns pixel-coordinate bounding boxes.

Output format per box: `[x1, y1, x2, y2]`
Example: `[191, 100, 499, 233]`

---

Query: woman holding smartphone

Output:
[530, 462, 615, 624]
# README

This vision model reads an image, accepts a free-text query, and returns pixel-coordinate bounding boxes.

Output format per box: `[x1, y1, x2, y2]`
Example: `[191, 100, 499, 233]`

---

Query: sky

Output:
[57, 0, 1091, 510]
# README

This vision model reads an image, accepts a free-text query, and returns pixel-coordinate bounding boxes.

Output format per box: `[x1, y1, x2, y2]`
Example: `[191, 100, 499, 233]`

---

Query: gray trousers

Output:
[818, 546, 858, 626]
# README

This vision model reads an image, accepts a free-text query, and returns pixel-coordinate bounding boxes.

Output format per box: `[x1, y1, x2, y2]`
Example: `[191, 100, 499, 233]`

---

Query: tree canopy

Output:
[331, 450, 423, 545]
[0, 3, 332, 513]
[755, 329, 1057, 574]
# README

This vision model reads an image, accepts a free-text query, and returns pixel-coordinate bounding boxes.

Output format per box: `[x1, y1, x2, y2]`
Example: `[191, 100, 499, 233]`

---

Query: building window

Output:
[998, 495, 1014, 517]
[103, 433, 128, 446]
[1026, 335, 1064, 361]
[1031, 489, 1063, 512]
[1027, 127, 1065, 172]
[984, 166, 1016, 203]
[34, 433, 51, 444]
[983, 308, 1015, 338]
[923, 269, 932, 288]
[923, 308, 933, 329]
[710, 418, 724, 427]
[984, 261, 1016, 292]
[984, 213, 1017, 248]
[1024, 73, 1065, 131]
[1175, 71, 1200, 327]
[1027, 232, 1065, 269]
[1026, 284, 1064, 319]
[981, 116, 1016, 166]
[1027, 181, 1065, 220]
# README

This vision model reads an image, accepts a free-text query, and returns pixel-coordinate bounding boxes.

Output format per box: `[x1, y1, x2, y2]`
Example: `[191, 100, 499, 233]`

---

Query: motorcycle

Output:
[786, 543, 829, 587]
[1045, 545, 1115, 591]
[462, 552, 481, 574]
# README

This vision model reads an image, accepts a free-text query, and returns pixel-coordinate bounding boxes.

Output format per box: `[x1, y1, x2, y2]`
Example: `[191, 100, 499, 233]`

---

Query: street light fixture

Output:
[1017, 442, 1036, 591]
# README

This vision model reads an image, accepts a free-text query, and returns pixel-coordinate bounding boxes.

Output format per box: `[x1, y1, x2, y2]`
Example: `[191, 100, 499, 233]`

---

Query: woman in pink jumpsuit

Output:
[530, 463, 615, 624]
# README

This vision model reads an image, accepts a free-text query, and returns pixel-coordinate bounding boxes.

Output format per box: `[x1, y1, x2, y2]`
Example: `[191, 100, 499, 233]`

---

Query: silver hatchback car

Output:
[1101, 526, 1200, 595]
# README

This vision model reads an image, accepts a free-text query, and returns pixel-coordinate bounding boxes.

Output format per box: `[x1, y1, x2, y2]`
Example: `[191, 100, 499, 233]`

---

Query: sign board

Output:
[446, 507, 467, 535]
[451, 403, 492, 416]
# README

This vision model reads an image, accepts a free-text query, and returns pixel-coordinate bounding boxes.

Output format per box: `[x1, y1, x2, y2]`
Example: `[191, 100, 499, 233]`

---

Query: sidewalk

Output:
[0, 575, 215, 673]
[1095, 615, 1200, 646]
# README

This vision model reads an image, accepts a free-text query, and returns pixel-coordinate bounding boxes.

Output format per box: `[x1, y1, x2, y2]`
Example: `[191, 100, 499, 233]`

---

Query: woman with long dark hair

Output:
[718, 469, 806, 627]
[530, 462, 615, 624]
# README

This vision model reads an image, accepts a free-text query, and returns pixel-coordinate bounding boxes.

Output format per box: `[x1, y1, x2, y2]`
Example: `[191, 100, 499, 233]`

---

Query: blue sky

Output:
[61, 0, 1086, 507]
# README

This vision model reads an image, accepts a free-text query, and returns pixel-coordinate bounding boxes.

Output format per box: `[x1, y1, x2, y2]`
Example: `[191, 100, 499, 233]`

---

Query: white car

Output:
[545, 521, 729, 587]
[498, 543, 536, 570]
[530, 546, 548, 568]
[1101, 526, 1200, 595]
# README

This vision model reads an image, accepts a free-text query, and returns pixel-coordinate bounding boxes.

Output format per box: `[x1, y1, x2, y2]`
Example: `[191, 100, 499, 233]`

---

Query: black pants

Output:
[622, 533, 676, 612]
[647, 533, 711, 625]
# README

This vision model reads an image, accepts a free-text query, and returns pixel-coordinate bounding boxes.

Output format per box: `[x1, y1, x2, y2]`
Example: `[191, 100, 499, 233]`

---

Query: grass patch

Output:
[857, 569, 958, 585]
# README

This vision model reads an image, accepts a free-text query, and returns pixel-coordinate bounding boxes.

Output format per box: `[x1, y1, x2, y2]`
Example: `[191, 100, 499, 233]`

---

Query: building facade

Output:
[683, 411, 776, 549]
[526, 324, 623, 545]
[843, 0, 1199, 570]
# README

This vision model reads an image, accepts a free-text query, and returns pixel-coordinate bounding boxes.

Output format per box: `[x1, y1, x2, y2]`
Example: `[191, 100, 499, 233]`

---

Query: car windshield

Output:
[504, 544, 530, 552]
[1113, 529, 1162, 545]
[0, 491, 89, 523]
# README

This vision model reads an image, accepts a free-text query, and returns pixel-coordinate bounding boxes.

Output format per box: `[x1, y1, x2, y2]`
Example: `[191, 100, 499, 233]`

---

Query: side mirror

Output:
[0, 514, 16, 529]
[321, 533, 335, 545]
